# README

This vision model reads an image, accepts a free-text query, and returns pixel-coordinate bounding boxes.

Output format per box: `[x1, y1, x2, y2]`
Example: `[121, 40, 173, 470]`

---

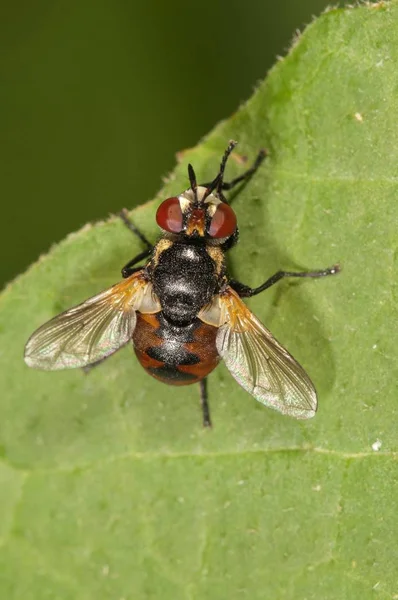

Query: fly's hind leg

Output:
[82, 343, 128, 375]
[199, 378, 212, 428]
[118, 208, 154, 278]
[83, 356, 112, 374]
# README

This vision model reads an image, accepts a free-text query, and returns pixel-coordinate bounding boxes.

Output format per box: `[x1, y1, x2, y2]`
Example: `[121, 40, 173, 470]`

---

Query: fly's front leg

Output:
[200, 149, 267, 195]
[199, 378, 212, 428]
[230, 264, 340, 297]
[219, 148, 267, 192]
[118, 208, 154, 278]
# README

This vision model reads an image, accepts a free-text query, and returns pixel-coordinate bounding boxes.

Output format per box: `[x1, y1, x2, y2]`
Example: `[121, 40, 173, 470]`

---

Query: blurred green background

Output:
[1, 0, 349, 289]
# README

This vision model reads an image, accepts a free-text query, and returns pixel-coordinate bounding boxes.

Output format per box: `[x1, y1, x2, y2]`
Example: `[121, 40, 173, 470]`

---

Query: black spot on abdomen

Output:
[147, 364, 198, 383]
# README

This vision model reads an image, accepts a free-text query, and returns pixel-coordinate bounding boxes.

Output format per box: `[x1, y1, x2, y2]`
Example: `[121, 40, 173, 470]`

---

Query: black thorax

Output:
[150, 242, 221, 325]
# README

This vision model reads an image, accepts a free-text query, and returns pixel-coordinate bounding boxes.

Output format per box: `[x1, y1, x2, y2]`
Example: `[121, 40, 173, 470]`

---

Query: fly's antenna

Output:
[188, 163, 198, 203]
[203, 140, 237, 200]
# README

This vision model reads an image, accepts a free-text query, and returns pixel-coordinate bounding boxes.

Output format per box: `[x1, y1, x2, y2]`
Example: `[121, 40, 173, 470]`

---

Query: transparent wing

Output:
[216, 288, 317, 419]
[25, 271, 152, 370]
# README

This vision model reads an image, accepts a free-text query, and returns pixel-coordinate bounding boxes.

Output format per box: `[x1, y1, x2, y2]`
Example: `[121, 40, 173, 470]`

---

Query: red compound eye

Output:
[208, 203, 237, 238]
[156, 197, 183, 233]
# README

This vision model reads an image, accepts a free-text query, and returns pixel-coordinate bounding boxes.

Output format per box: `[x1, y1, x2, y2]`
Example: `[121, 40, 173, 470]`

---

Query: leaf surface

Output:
[1, 3, 398, 598]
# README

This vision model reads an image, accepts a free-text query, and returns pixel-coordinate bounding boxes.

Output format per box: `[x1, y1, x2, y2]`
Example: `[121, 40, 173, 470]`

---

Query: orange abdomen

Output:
[132, 312, 220, 386]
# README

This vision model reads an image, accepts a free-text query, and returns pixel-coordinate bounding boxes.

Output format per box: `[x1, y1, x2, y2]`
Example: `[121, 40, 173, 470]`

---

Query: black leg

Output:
[118, 209, 154, 278]
[121, 250, 152, 278]
[82, 356, 110, 374]
[199, 379, 212, 428]
[200, 149, 267, 193]
[81, 345, 127, 374]
[219, 149, 267, 191]
[230, 264, 340, 298]
[119, 208, 153, 250]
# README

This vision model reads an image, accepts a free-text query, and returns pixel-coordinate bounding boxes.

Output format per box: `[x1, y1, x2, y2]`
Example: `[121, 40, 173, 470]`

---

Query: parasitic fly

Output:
[24, 141, 339, 427]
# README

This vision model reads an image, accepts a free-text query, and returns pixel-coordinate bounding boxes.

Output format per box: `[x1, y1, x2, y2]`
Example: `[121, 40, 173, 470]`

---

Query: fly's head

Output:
[156, 141, 240, 246]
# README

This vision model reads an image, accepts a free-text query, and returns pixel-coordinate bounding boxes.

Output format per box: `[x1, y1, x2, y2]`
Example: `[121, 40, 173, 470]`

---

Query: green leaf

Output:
[1, 2, 397, 597]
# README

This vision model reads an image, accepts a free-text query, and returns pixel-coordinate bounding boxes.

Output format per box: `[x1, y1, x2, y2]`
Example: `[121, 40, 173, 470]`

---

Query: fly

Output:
[24, 141, 339, 427]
